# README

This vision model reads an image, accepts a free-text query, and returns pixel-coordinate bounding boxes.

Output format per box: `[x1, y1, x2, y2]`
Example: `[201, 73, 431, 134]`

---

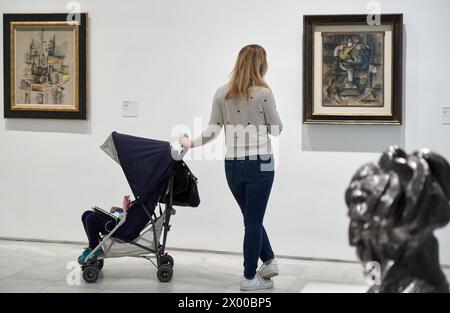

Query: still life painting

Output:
[322, 32, 384, 107]
[303, 14, 403, 125]
[3, 13, 88, 119]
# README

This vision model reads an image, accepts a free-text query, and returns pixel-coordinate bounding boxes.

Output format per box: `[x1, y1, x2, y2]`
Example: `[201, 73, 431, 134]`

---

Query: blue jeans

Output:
[225, 154, 275, 279]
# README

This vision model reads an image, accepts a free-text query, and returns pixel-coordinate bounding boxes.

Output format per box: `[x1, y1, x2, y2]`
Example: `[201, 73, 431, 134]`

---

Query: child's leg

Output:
[81, 210, 93, 234]
[83, 212, 115, 249]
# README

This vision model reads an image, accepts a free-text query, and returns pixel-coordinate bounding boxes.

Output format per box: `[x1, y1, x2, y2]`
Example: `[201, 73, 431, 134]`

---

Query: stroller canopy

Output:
[101, 132, 174, 209]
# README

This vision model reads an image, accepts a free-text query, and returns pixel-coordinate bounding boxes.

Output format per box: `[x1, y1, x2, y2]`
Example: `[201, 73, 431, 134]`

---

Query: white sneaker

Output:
[258, 260, 279, 279]
[240, 273, 274, 291]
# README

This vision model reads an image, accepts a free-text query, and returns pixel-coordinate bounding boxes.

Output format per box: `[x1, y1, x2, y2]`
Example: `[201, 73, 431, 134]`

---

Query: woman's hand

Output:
[122, 195, 131, 211]
[179, 137, 192, 148]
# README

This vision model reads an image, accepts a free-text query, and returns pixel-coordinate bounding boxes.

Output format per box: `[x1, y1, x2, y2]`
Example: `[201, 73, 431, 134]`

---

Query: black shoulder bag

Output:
[160, 160, 200, 207]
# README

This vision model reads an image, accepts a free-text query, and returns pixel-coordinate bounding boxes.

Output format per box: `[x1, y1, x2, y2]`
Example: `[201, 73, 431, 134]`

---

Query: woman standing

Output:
[180, 44, 283, 291]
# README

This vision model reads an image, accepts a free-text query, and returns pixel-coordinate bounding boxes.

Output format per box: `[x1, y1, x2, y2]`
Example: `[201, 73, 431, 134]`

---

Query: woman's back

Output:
[192, 84, 283, 158]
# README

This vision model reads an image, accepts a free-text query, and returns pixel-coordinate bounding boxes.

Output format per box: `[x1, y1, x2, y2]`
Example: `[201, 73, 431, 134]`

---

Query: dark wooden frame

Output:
[3, 13, 88, 119]
[303, 14, 403, 125]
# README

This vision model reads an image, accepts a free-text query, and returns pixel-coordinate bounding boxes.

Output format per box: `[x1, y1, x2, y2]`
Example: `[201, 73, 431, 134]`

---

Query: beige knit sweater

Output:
[192, 84, 283, 158]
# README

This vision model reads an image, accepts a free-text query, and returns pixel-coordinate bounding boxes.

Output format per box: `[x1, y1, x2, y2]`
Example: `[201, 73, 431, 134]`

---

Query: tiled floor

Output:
[1, 239, 448, 293]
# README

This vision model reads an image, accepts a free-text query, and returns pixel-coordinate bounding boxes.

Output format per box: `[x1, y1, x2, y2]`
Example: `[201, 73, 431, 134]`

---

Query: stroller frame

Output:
[81, 175, 176, 283]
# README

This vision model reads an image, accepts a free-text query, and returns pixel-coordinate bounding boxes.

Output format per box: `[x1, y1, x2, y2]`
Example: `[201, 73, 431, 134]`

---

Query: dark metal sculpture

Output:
[345, 146, 450, 293]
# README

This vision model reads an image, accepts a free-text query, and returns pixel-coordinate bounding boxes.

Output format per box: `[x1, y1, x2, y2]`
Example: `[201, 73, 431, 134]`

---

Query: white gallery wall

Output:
[1, 0, 450, 264]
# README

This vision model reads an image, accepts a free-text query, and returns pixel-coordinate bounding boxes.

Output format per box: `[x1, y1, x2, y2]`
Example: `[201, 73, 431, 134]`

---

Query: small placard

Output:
[443, 106, 450, 125]
[122, 100, 138, 117]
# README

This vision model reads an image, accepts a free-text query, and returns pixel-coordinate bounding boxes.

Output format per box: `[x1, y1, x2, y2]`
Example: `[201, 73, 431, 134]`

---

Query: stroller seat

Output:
[102, 214, 165, 258]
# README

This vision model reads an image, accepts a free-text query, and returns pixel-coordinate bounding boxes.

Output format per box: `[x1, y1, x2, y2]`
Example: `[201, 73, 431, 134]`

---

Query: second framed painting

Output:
[3, 13, 88, 119]
[303, 14, 403, 125]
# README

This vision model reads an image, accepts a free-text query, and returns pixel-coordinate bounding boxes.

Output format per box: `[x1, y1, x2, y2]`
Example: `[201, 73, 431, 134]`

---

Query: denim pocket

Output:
[245, 156, 274, 182]
[259, 155, 274, 172]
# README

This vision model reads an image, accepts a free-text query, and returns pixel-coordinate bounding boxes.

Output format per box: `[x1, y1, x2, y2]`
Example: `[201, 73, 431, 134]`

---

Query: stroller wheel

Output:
[157, 265, 173, 283]
[96, 259, 104, 270]
[83, 266, 99, 283]
[160, 254, 174, 267]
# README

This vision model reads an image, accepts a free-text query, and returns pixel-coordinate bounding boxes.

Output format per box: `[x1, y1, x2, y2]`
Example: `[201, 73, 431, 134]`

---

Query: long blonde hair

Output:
[225, 44, 269, 102]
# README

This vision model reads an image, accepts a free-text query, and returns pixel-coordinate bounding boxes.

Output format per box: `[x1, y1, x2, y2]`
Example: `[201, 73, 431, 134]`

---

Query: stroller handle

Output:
[171, 133, 189, 161]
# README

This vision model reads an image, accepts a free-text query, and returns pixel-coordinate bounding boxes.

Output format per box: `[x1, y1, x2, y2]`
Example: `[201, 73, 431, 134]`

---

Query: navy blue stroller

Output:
[81, 132, 199, 283]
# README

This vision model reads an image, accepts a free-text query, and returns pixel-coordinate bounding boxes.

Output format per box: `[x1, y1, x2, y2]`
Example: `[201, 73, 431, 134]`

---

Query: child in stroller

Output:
[77, 132, 199, 284]
[78, 195, 135, 264]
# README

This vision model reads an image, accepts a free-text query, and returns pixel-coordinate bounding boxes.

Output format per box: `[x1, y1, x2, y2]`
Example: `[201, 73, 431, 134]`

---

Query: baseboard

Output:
[0, 236, 358, 264]
[2, 236, 449, 268]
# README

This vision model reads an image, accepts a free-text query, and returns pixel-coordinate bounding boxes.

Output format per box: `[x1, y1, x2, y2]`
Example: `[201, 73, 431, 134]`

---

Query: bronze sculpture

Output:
[346, 146, 450, 292]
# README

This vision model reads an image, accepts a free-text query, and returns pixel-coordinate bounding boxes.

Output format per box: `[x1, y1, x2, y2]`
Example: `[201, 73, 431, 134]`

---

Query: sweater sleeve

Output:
[262, 90, 283, 136]
[191, 90, 223, 147]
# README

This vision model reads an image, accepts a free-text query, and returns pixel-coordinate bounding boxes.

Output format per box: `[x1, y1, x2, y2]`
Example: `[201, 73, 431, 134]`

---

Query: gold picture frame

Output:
[3, 13, 88, 119]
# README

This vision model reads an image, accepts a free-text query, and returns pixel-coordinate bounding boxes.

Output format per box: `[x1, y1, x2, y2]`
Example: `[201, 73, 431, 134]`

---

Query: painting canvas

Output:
[303, 14, 403, 125]
[3, 13, 87, 119]
[322, 32, 384, 107]
[15, 25, 76, 108]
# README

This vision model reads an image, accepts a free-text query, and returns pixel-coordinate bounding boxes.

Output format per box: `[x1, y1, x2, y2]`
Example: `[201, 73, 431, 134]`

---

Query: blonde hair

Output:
[225, 44, 269, 102]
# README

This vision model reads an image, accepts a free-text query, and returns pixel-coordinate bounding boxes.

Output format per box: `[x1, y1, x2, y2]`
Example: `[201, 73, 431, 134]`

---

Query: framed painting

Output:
[3, 13, 88, 119]
[303, 14, 403, 125]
